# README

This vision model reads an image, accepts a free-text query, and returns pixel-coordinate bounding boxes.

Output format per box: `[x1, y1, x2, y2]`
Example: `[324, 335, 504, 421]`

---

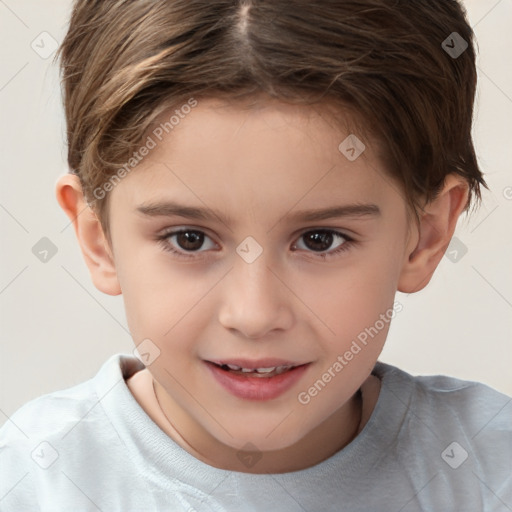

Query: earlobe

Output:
[55, 173, 122, 296]
[398, 174, 469, 293]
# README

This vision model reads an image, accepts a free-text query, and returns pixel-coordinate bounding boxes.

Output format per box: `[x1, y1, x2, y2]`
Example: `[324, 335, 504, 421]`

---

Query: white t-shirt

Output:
[0, 354, 510, 511]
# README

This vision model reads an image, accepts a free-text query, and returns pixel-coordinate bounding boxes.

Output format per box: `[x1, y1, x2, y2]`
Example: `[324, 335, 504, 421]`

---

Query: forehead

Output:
[161, 96, 362, 146]
[110, 97, 403, 217]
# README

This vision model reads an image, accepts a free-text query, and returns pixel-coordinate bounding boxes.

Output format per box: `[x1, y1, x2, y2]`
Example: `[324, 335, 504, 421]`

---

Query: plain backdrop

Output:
[1, 0, 511, 429]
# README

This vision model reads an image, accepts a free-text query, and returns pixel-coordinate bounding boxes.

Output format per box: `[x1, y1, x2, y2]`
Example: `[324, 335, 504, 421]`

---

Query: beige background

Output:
[1, 0, 511, 429]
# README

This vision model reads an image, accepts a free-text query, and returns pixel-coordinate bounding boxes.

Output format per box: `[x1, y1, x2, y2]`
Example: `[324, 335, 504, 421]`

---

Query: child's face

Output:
[107, 97, 417, 457]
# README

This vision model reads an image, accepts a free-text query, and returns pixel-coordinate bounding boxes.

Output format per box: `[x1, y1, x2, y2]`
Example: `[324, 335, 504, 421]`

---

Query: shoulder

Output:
[0, 376, 97, 463]
[0, 354, 128, 443]
[0, 372, 92, 508]
[0, 353, 146, 447]
[375, 361, 511, 423]
[374, 361, 511, 470]
[375, 360, 510, 399]
[0, 354, 138, 509]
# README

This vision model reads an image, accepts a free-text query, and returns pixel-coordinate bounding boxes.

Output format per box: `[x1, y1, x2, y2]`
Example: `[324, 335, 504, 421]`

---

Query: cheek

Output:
[114, 245, 179, 339]
[312, 254, 400, 342]
[117, 248, 216, 357]
[295, 271, 398, 425]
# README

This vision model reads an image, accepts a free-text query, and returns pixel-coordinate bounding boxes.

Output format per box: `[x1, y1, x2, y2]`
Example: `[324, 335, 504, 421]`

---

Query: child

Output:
[1, 0, 510, 510]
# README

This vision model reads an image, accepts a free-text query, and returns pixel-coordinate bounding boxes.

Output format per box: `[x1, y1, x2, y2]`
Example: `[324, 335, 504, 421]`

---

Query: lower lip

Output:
[205, 362, 310, 401]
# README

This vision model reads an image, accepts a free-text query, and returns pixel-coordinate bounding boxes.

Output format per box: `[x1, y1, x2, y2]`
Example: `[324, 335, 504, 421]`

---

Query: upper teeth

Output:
[225, 364, 293, 374]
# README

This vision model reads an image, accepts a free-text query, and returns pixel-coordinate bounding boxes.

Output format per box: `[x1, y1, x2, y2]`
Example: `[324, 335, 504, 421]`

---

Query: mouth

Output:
[206, 358, 309, 378]
[204, 359, 312, 400]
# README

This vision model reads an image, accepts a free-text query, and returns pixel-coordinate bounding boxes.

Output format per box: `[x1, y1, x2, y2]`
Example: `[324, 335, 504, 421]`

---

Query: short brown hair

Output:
[56, 0, 487, 245]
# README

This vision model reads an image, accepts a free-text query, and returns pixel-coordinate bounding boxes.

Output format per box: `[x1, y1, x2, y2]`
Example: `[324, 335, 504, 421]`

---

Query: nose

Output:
[218, 251, 294, 339]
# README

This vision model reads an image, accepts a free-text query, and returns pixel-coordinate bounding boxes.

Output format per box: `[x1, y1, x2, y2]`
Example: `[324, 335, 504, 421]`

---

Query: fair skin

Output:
[55, 97, 469, 474]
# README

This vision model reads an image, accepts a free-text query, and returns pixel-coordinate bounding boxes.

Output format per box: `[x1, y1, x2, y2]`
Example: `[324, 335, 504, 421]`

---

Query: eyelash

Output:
[156, 228, 355, 261]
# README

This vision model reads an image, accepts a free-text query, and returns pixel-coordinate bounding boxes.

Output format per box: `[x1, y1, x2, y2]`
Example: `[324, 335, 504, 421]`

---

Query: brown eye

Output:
[174, 230, 205, 251]
[157, 228, 217, 259]
[291, 229, 355, 260]
[302, 231, 335, 252]
[295, 230, 349, 253]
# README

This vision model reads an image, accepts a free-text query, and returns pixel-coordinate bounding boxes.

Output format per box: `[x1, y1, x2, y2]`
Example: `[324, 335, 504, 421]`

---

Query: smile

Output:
[204, 361, 311, 400]
[216, 363, 296, 377]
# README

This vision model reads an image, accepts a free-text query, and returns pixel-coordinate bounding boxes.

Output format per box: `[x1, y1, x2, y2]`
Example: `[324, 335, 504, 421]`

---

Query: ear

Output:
[398, 174, 469, 293]
[55, 173, 122, 296]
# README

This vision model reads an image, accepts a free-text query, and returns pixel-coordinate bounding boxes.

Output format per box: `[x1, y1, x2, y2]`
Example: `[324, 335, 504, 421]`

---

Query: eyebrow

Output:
[136, 200, 381, 224]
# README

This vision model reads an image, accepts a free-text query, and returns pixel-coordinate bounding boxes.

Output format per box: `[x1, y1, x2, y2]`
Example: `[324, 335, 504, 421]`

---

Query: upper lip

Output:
[207, 358, 309, 369]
